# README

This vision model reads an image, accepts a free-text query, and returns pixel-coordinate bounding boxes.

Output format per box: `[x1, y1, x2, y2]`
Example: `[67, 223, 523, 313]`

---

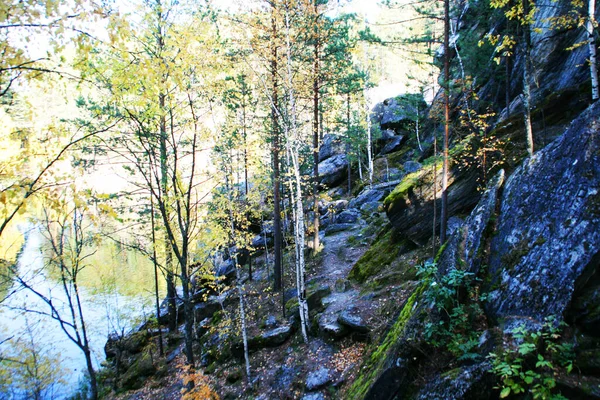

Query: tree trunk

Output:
[365, 88, 374, 187]
[285, 6, 309, 342]
[150, 193, 164, 357]
[271, 10, 283, 294]
[522, 0, 534, 157]
[312, 1, 320, 254]
[346, 92, 352, 195]
[440, 0, 450, 244]
[588, 0, 599, 101]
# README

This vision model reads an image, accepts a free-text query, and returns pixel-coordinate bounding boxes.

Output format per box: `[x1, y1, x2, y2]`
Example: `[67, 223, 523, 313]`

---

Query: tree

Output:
[440, 0, 450, 244]
[79, 0, 224, 375]
[9, 199, 100, 399]
[0, 318, 66, 400]
[588, 0, 599, 101]
[489, 0, 536, 156]
[0, 0, 103, 99]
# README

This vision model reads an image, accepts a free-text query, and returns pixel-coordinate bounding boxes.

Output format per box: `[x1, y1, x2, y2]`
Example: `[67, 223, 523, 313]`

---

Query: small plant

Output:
[179, 363, 220, 400]
[416, 262, 483, 360]
[489, 317, 574, 399]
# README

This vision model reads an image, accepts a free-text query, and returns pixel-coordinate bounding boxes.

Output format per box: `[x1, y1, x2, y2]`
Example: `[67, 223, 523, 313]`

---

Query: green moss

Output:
[347, 285, 424, 399]
[285, 297, 299, 312]
[349, 229, 400, 283]
[382, 170, 423, 209]
[434, 242, 449, 263]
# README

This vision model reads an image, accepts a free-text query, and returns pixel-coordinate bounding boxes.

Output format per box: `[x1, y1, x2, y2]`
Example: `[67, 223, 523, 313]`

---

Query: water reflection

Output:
[0, 225, 162, 399]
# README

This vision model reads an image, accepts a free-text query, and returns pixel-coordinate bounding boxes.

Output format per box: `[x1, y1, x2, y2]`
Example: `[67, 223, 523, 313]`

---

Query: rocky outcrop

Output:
[383, 157, 480, 245]
[371, 95, 425, 131]
[437, 170, 505, 275]
[319, 134, 344, 162]
[318, 154, 348, 187]
[350, 101, 600, 400]
[485, 101, 600, 322]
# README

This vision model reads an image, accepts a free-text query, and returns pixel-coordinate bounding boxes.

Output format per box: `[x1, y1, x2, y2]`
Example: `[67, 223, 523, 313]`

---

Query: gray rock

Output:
[274, 365, 299, 394]
[381, 128, 396, 140]
[265, 315, 277, 329]
[318, 154, 348, 187]
[385, 157, 480, 246]
[338, 308, 370, 334]
[319, 133, 344, 162]
[319, 320, 348, 339]
[327, 187, 345, 198]
[307, 285, 332, 310]
[485, 102, 600, 322]
[336, 209, 360, 224]
[371, 96, 423, 129]
[350, 189, 385, 209]
[251, 234, 273, 249]
[403, 161, 422, 174]
[446, 216, 464, 238]
[302, 393, 325, 400]
[194, 301, 221, 323]
[306, 367, 332, 391]
[437, 170, 504, 276]
[215, 259, 236, 282]
[360, 201, 381, 216]
[380, 135, 407, 155]
[258, 325, 293, 347]
[284, 288, 298, 303]
[416, 362, 492, 399]
[325, 223, 355, 234]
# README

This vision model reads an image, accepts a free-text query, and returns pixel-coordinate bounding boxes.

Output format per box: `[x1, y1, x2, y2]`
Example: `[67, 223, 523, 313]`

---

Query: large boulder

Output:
[437, 170, 505, 276]
[319, 134, 345, 162]
[349, 189, 386, 209]
[318, 154, 348, 187]
[383, 152, 480, 245]
[380, 135, 408, 155]
[371, 95, 425, 131]
[485, 101, 600, 323]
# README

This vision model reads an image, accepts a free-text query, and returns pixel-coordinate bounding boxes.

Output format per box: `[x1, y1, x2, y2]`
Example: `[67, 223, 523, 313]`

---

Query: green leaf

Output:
[500, 387, 511, 398]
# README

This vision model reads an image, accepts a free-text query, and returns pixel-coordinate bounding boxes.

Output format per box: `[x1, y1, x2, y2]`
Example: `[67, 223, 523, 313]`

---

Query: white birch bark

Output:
[225, 173, 251, 383]
[364, 87, 374, 188]
[284, 5, 309, 343]
[588, 0, 599, 101]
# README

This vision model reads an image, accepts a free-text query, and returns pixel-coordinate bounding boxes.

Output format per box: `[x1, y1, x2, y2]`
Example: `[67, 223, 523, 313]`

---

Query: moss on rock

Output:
[346, 285, 424, 399]
[349, 228, 402, 283]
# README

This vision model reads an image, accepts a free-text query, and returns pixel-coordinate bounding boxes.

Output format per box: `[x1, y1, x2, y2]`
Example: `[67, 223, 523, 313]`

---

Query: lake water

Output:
[0, 224, 161, 399]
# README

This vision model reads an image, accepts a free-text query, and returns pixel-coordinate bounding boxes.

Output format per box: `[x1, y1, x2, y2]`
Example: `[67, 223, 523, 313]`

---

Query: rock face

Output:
[350, 189, 386, 209]
[305, 367, 332, 391]
[318, 154, 348, 187]
[371, 95, 424, 131]
[319, 134, 345, 162]
[485, 101, 600, 322]
[384, 160, 480, 245]
[380, 135, 407, 155]
[437, 170, 505, 276]
[350, 102, 600, 400]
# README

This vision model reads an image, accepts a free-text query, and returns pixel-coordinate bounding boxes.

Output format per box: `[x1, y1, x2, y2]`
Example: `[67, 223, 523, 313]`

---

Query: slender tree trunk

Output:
[285, 6, 309, 343]
[159, 95, 177, 333]
[312, 0, 320, 254]
[365, 88, 374, 187]
[440, 0, 450, 244]
[522, 0, 534, 157]
[432, 135, 438, 259]
[150, 193, 164, 357]
[588, 0, 599, 101]
[506, 55, 512, 115]
[346, 92, 352, 195]
[271, 10, 283, 294]
[225, 173, 252, 384]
